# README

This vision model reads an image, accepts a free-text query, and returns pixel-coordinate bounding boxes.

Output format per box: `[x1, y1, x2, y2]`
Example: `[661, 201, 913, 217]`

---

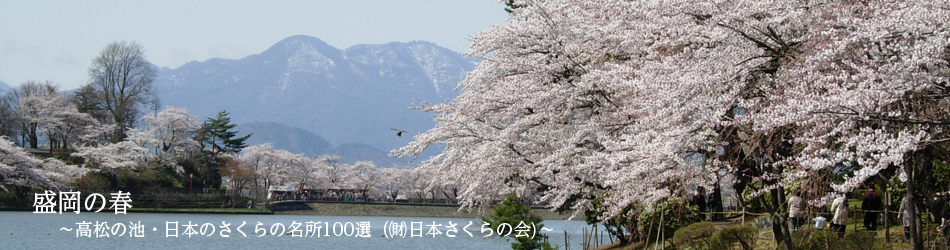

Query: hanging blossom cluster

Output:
[393, 0, 950, 220]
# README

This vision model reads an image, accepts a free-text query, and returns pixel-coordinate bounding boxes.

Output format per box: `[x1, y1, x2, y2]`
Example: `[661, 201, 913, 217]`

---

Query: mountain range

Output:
[235, 122, 407, 166]
[154, 35, 475, 165]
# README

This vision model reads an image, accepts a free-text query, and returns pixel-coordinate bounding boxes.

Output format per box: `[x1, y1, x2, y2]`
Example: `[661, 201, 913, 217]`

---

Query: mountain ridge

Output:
[236, 122, 406, 167]
[154, 35, 473, 162]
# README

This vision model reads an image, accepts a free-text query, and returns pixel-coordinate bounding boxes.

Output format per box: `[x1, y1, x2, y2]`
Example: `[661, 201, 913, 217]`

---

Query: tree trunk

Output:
[769, 186, 794, 250]
[27, 124, 38, 149]
[906, 158, 923, 250]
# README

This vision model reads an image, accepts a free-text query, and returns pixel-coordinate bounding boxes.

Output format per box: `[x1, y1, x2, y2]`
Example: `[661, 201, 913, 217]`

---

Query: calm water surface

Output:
[0, 212, 607, 249]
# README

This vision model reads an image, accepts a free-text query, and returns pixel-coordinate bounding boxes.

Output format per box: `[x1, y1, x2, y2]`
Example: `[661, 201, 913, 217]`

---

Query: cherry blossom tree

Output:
[0, 137, 87, 198]
[72, 132, 150, 175]
[18, 94, 62, 152]
[283, 152, 316, 192]
[379, 165, 411, 202]
[5, 81, 59, 149]
[393, 1, 950, 248]
[314, 155, 347, 188]
[45, 100, 99, 151]
[238, 143, 313, 199]
[393, 0, 748, 220]
[347, 161, 380, 196]
[728, 2, 950, 248]
[17, 92, 99, 153]
[140, 106, 200, 161]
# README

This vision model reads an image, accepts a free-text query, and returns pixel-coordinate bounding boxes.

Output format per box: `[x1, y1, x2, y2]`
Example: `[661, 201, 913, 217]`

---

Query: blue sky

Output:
[0, 1, 509, 90]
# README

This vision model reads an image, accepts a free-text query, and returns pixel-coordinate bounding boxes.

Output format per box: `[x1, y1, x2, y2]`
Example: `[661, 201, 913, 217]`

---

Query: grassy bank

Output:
[590, 214, 918, 250]
[275, 202, 571, 220]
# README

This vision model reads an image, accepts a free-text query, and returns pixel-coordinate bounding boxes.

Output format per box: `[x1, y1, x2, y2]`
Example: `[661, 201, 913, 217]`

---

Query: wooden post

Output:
[742, 205, 746, 226]
[592, 226, 597, 248]
[645, 213, 655, 250]
[655, 215, 663, 250]
[565, 230, 569, 250]
[595, 225, 599, 246]
[661, 201, 666, 250]
[583, 229, 587, 250]
[885, 191, 890, 243]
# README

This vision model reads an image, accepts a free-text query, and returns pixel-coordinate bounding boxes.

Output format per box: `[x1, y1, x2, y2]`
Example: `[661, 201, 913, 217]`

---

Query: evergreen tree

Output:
[483, 193, 553, 250]
[186, 110, 250, 189]
[196, 110, 250, 156]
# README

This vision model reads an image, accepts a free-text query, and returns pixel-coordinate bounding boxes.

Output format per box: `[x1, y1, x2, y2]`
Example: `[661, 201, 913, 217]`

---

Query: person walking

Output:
[932, 194, 950, 233]
[788, 193, 804, 233]
[831, 195, 848, 238]
[862, 188, 882, 230]
[691, 187, 708, 221]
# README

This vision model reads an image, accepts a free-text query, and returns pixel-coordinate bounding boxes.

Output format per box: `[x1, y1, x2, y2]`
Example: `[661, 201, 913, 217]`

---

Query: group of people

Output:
[683, 183, 950, 244]
[788, 188, 884, 238]
[689, 185, 941, 241]
[791, 187, 941, 241]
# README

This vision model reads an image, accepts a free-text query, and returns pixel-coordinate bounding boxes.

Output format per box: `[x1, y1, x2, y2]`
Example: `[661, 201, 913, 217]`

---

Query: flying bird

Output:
[390, 128, 406, 137]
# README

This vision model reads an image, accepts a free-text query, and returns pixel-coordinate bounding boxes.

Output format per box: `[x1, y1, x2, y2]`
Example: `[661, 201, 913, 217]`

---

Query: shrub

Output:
[842, 231, 888, 250]
[672, 222, 715, 250]
[788, 228, 888, 250]
[483, 193, 553, 250]
[790, 227, 838, 250]
[709, 226, 757, 250]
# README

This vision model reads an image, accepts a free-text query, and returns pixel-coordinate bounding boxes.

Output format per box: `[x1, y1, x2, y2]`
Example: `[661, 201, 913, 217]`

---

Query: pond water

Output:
[0, 212, 610, 250]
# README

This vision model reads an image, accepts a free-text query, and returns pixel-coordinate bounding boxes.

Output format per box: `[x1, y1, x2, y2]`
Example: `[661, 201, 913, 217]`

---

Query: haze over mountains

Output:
[235, 122, 406, 166]
[153, 35, 476, 166]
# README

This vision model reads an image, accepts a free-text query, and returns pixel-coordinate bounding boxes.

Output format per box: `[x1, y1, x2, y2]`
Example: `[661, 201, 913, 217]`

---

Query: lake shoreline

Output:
[274, 202, 573, 220]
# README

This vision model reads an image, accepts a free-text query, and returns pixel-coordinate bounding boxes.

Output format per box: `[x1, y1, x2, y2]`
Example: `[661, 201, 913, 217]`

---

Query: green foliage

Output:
[78, 171, 113, 194]
[709, 226, 757, 250]
[483, 193, 553, 250]
[790, 227, 838, 250]
[672, 222, 715, 250]
[932, 160, 950, 195]
[115, 165, 181, 190]
[195, 110, 251, 156]
[637, 197, 702, 244]
[841, 231, 879, 250]
[188, 110, 247, 190]
[885, 175, 906, 212]
[583, 196, 636, 243]
[178, 154, 224, 189]
[741, 187, 773, 214]
[0, 186, 44, 207]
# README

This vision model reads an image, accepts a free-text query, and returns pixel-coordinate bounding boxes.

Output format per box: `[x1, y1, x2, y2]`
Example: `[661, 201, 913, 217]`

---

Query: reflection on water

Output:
[0, 212, 608, 250]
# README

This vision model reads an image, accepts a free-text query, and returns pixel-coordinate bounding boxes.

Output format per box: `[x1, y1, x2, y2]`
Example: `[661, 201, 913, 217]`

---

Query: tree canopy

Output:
[196, 110, 251, 156]
[394, 1, 950, 249]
